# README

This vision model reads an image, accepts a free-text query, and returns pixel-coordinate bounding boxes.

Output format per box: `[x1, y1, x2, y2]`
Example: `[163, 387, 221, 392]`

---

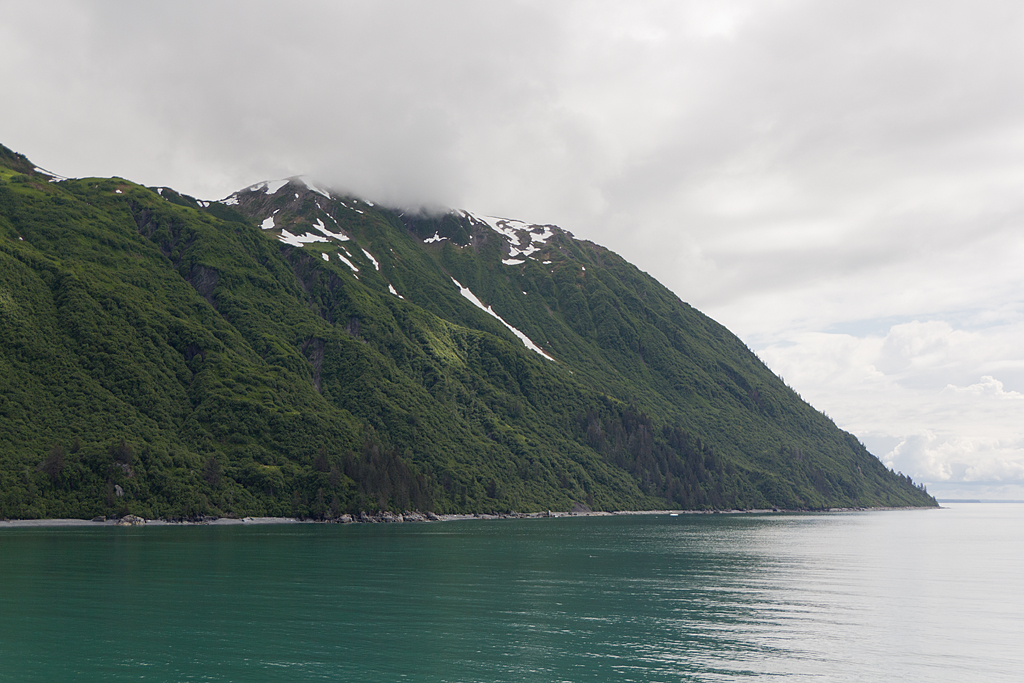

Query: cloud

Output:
[885, 432, 1024, 485]
[759, 320, 1024, 490]
[943, 376, 1024, 400]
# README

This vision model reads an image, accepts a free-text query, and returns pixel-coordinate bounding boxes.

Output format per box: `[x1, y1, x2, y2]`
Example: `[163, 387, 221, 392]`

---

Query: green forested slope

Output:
[0, 144, 935, 518]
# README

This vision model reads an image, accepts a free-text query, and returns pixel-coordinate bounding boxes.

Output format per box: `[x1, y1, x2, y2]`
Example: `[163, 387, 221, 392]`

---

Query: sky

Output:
[3, 0, 1023, 499]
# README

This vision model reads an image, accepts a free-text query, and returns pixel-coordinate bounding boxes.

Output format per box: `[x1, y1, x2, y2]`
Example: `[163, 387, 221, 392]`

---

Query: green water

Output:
[2, 506, 1022, 681]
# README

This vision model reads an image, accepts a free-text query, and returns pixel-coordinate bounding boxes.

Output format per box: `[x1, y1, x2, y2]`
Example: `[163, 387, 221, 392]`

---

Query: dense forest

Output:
[0, 143, 935, 519]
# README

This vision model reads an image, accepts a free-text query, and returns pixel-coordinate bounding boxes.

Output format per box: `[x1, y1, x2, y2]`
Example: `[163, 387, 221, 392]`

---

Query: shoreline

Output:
[0, 505, 938, 529]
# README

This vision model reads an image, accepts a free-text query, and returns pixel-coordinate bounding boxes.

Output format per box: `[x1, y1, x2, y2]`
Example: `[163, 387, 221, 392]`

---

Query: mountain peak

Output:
[215, 176, 570, 269]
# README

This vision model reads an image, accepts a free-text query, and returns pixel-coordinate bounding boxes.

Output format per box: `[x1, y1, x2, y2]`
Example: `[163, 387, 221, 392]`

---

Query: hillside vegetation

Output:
[0, 144, 935, 519]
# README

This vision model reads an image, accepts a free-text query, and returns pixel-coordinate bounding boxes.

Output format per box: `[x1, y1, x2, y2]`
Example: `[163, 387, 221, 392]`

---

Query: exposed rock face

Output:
[116, 514, 146, 526]
[338, 510, 433, 524]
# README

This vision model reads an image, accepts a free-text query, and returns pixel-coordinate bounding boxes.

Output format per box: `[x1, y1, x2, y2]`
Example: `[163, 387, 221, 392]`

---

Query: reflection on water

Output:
[1, 504, 1022, 682]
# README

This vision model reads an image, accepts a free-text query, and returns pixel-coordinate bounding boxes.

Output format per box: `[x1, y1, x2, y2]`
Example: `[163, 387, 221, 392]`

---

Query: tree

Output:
[38, 444, 66, 484]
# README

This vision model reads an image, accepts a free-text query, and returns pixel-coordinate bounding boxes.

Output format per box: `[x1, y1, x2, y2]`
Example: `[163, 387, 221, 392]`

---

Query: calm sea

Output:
[1, 503, 1022, 682]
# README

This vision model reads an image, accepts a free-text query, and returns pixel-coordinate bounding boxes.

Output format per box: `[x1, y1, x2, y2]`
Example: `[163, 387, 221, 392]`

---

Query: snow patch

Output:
[462, 211, 559, 263]
[336, 253, 359, 273]
[156, 188, 164, 195]
[311, 217, 350, 241]
[279, 229, 328, 247]
[451, 278, 555, 361]
[502, 258, 525, 266]
[302, 178, 332, 199]
[388, 284, 404, 299]
[115, 189, 123, 194]
[361, 249, 379, 271]
[424, 232, 447, 243]
[318, 208, 341, 227]
[321, 253, 329, 262]
[197, 200, 209, 208]
[470, 213, 520, 242]
[272, 216, 354, 249]
[530, 226, 555, 244]
[514, 246, 539, 259]
[246, 179, 289, 195]
[221, 194, 239, 206]
[33, 166, 67, 181]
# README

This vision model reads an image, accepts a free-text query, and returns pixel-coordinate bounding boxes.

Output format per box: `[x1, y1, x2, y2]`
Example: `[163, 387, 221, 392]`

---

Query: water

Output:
[1, 504, 1022, 682]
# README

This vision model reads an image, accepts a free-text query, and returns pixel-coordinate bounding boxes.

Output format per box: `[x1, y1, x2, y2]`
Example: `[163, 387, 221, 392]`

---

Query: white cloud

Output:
[943, 376, 1024, 400]
[885, 432, 1024, 489]
[759, 320, 1024, 493]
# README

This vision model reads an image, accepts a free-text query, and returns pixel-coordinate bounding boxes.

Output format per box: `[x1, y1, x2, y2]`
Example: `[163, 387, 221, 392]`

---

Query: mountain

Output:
[0, 144, 936, 519]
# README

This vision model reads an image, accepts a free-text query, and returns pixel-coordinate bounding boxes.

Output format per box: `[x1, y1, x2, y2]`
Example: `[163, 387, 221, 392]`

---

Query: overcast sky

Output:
[4, 0, 1023, 499]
